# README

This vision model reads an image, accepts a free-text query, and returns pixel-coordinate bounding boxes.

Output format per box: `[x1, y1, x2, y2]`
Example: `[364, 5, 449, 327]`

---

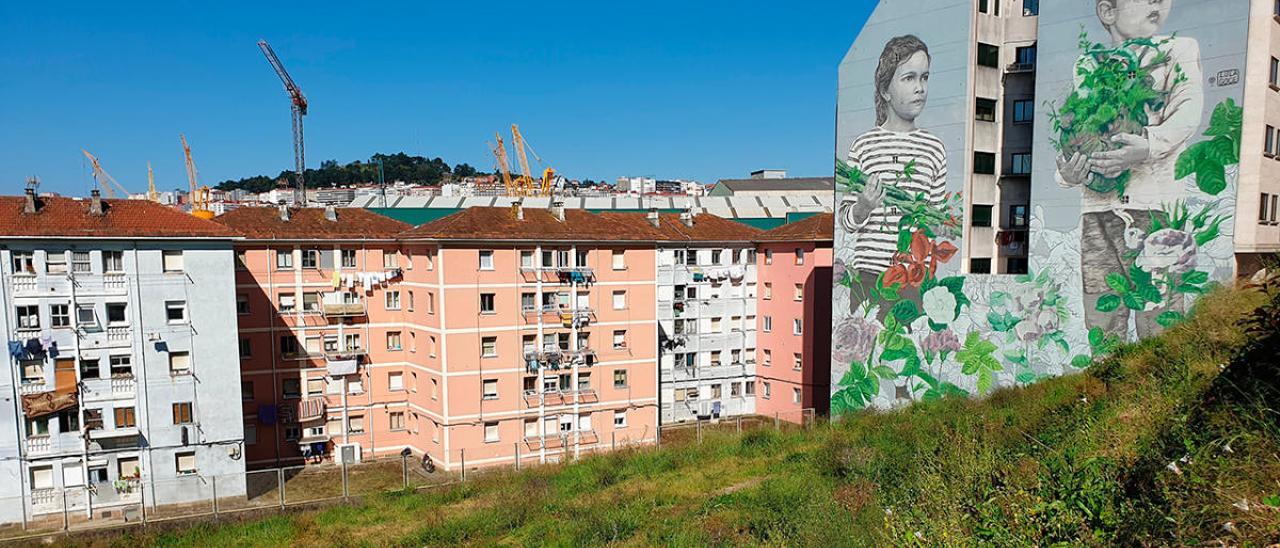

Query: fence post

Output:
[611, 431, 616, 451]
[774, 412, 780, 430]
[696, 418, 703, 445]
[515, 443, 521, 471]
[212, 476, 219, 520]
[736, 416, 742, 434]
[140, 481, 147, 527]
[278, 468, 286, 509]
[61, 488, 69, 532]
[461, 449, 466, 483]
[401, 454, 409, 489]
[341, 462, 350, 501]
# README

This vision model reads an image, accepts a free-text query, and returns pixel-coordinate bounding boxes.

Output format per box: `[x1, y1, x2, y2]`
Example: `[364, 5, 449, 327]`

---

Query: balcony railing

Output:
[1006, 62, 1035, 74]
[322, 297, 367, 317]
[106, 326, 131, 343]
[111, 377, 136, 396]
[24, 436, 51, 455]
[19, 380, 48, 395]
[11, 275, 37, 294]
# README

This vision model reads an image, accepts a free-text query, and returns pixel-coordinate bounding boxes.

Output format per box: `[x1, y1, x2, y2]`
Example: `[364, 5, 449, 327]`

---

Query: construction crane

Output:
[180, 135, 215, 219]
[257, 39, 309, 205]
[81, 149, 131, 198]
[147, 162, 159, 202]
[489, 133, 515, 195]
[509, 124, 556, 197]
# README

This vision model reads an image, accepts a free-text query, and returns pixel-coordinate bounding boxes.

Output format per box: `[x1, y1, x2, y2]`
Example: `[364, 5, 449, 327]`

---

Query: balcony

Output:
[1006, 62, 1035, 74]
[566, 389, 598, 404]
[30, 488, 59, 514]
[523, 432, 568, 450]
[24, 436, 52, 455]
[19, 379, 49, 395]
[11, 275, 37, 294]
[105, 326, 131, 344]
[111, 377, 136, 396]
[322, 293, 366, 317]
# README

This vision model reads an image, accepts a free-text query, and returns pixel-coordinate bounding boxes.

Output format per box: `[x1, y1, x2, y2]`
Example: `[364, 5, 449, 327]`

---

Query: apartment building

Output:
[754, 214, 834, 422]
[605, 211, 762, 423]
[213, 205, 413, 468]
[399, 203, 660, 470]
[0, 191, 244, 524]
[1238, 0, 1280, 271]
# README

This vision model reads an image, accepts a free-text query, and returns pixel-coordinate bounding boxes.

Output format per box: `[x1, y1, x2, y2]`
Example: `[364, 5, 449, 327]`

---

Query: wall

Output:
[831, 0, 1251, 414]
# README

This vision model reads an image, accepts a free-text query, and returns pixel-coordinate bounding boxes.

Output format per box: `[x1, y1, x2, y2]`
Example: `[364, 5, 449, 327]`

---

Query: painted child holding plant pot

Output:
[1056, 0, 1202, 340]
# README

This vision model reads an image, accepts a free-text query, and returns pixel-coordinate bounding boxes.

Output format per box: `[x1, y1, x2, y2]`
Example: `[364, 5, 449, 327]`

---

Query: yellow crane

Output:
[81, 149, 131, 198]
[180, 134, 215, 219]
[489, 133, 516, 195]
[147, 162, 159, 202]
[509, 124, 555, 196]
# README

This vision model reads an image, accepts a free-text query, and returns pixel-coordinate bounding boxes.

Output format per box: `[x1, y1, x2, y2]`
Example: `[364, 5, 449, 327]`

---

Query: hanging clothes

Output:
[24, 338, 43, 359]
[8, 341, 23, 360]
[331, 271, 341, 289]
[47, 342, 58, 359]
[259, 404, 278, 425]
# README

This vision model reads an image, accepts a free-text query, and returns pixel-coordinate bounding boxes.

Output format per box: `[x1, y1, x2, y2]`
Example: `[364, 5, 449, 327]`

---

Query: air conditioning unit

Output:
[335, 442, 362, 465]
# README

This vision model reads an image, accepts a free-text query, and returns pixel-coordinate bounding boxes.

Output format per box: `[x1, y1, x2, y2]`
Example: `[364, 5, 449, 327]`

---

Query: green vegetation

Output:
[89, 286, 1279, 546]
[215, 153, 478, 193]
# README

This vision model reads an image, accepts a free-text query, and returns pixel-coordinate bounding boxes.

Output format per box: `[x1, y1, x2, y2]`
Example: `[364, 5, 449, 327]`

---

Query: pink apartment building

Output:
[753, 213, 833, 423]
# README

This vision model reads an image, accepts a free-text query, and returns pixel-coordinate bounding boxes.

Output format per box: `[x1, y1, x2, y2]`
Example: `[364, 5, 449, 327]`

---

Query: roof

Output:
[708, 177, 835, 195]
[399, 206, 666, 241]
[348, 193, 835, 220]
[0, 195, 238, 239]
[599, 212, 763, 242]
[214, 206, 411, 240]
[756, 213, 834, 242]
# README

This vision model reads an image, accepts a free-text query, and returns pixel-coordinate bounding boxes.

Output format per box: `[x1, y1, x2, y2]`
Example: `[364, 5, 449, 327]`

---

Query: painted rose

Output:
[1015, 307, 1062, 343]
[919, 329, 961, 356]
[833, 259, 849, 286]
[921, 286, 957, 325]
[832, 316, 878, 365]
[1135, 228, 1197, 274]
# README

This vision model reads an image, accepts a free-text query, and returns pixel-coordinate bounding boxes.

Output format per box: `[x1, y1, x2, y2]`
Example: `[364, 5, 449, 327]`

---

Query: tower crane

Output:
[489, 133, 515, 195]
[180, 134, 214, 219]
[81, 149, 131, 198]
[257, 39, 309, 205]
[509, 124, 555, 197]
[147, 162, 159, 202]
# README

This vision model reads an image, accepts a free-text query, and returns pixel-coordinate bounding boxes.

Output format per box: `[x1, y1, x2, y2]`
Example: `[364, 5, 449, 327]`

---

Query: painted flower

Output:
[883, 231, 958, 289]
[833, 259, 848, 286]
[919, 329, 961, 356]
[1015, 308, 1062, 343]
[832, 316, 878, 365]
[1136, 228, 1197, 274]
[1124, 227, 1146, 250]
[921, 286, 957, 325]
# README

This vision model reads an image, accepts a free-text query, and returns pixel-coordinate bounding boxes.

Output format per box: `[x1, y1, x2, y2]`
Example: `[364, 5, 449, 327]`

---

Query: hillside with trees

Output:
[215, 153, 479, 193]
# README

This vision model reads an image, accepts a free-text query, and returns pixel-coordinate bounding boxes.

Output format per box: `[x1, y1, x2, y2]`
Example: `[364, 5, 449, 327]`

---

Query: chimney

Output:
[89, 189, 104, 216]
[323, 204, 338, 222]
[550, 200, 565, 222]
[23, 188, 38, 214]
[278, 203, 290, 222]
[679, 208, 694, 228]
[512, 198, 525, 220]
[646, 207, 660, 228]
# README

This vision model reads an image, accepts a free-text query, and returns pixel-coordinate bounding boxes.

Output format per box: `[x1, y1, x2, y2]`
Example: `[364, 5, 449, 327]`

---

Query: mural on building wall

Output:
[831, 0, 1248, 416]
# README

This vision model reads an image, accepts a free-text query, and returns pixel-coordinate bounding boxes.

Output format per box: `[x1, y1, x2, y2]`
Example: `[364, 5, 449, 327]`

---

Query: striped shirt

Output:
[838, 127, 948, 274]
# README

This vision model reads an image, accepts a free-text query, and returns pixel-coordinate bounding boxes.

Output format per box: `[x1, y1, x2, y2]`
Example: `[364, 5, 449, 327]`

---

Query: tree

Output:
[453, 163, 479, 178]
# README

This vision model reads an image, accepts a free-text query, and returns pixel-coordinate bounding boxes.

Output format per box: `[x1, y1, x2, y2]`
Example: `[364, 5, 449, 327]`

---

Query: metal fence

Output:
[0, 409, 816, 542]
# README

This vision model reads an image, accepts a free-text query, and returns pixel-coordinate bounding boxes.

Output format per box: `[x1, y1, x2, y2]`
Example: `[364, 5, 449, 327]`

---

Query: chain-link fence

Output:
[0, 410, 817, 542]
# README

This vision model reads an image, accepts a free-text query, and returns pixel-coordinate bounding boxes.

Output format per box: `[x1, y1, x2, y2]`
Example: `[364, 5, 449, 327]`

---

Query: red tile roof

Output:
[599, 212, 763, 242]
[214, 206, 411, 240]
[756, 213, 834, 242]
[399, 206, 666, 241]
[0, 195, 238, 238]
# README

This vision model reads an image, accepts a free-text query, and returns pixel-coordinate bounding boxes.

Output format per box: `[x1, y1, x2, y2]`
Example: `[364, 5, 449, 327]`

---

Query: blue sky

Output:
[0, 1, 873, 196]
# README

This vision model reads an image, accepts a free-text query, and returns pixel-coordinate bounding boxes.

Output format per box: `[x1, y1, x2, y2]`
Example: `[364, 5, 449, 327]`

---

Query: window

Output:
[793, 388, 802, 404]
[612, 250, 625, 270]
[482, 379, 498, 400]
[977, 43, 999, 68]
[48, 304, 69, 328]
[45, 251, 67, 274]
[793, 318, 803, 335]
[480, 293, 495, 314]
[348, 415, 365, 434]
[711, 249, 722, 265]
[1023, 0, 1038, 16]
[165, 301, 187, 324]
[484, 422, 499, 443]
[1267, 125, 1276, 156]
[481, 336, 497, 357]
[241, 381, 254, 401]
[1007, 257, 1029, 275]
[29, 466, 54, 490]
[169, 351, 191, 376]
[282, 378, 301, 399]
[280, 336, 300, 358]
[239, 338, 252, 358]
[1265, 194, 1275, 223]
[613, 369, 628, 388]
[614, 410, 627, 428]
[763, 316, 773, 332]
[389, 411, 406, 431]
[385, 291, 401, 310]
[16, 305, 39, 329]
[81, 358, 100, 379]
[236, 294, 250, 315]
[427, 292, 435, 314]
[341, 249, 357, 268]
[114, 407, 137, 428]
[25, 416, 50, 437]
[974, 152, 996, 174]
[244, 423, 257, 445]
[970, 258, 993, 274]
[20, 360, 44, 384]
[301, 249, 319, 269]
[1015, 45, 1037, 66]
[793, 283, 803, 301]
[162, 250, 184, 272]
[795, 248, 805, 265]
[745, 381, 756, 396]
[11, 251, 34, 274]
[175, 452, 196, 475]
[71, 251, 91, 273]
[764, 249, 773, 265]
[275, 250, 293, 270]
[731, 382, 742, 397]
[794, 353, 803, 370]
[1005, 205, 1029, 230]
[278, 293, 296, 313]
[478, 250, 494, 270]
[389, 371, 404, 391]
[763, 382, 772, 399]
[612, 330, 627, 349]
[976, 98, 997, 122]
[76, 304, 96, 328]
[1011, 153, 1032, 175]
[309, 377, 327, 396]
[1012, 100, 1034, 123]
[970, 204, 994, 228]
[234, 249, 248, 270]
[387, 331, 402, 351]
[1271, 57, 1279, 88]
[763, 283, 772, 300]
[172, 402, 193, 425]
[106, 303, 127, 325]
[764, 349, 772, 366]
[407, 291, 414, 311]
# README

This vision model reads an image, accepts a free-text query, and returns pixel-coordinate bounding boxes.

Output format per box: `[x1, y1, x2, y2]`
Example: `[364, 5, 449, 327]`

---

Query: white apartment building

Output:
[0, 191, 245, 525]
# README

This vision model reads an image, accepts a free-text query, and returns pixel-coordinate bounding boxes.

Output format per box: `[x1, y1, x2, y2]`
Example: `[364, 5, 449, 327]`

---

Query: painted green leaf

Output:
[1174, 143, 1200, 179]
[990, 291, 1010, 308]
[1105, 272, 1129, 293]
[1180, 270, 1209, 285]
[988, 311, 1022, 332]
[1016, 371, 1037, 384]
[977, 369, 994, 394]
[897, 230, 913, 253]
[1095, 294, 1122, 313]
[899, 354, 922, 378]
[1195, 162, 1227, 196]
[891, 300, 921, 325]
[1155, 311, 1184, 328]
[1088, 327, 1105, 347]
[1136, 284, 1162, 306]
[1122, 293, 1144, 311]
[872, 365, 897, 380]
[1071, 354, 1094, 369]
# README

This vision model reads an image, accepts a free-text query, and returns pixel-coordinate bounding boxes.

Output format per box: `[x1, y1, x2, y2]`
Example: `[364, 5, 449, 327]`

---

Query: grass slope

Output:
[93, 288, 1279, 546]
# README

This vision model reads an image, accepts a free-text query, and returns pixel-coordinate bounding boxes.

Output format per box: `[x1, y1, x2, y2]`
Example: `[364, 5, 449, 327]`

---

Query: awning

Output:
[298, 397, 326, 422]
[22, 388, 77, 418]
[326, 359, 358, 376]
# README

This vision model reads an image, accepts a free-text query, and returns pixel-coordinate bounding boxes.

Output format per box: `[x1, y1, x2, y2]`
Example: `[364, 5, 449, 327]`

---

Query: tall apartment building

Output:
[214, 205, 413, 467]
[598, 212, 762, 423]
[754, 214, 834, 422]
[1238, 0, 1280, 270]
[399, 204, 660, 469]
[1, 191, 244, 524]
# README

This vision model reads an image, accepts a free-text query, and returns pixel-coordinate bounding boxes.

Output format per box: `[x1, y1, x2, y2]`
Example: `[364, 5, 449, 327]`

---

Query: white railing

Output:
[111, 377, 136, 396]
[24, 436, 51, 455]
[19, 380, 48, 395]
[102, 273, 128, 291]
[29, 488, 58, 513]
[11, 275, 37, 294]
[106, 326, 131, 342]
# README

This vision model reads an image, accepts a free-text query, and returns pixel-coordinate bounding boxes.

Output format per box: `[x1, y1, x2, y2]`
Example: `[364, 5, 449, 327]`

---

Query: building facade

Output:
[1, 191, 244, 524]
